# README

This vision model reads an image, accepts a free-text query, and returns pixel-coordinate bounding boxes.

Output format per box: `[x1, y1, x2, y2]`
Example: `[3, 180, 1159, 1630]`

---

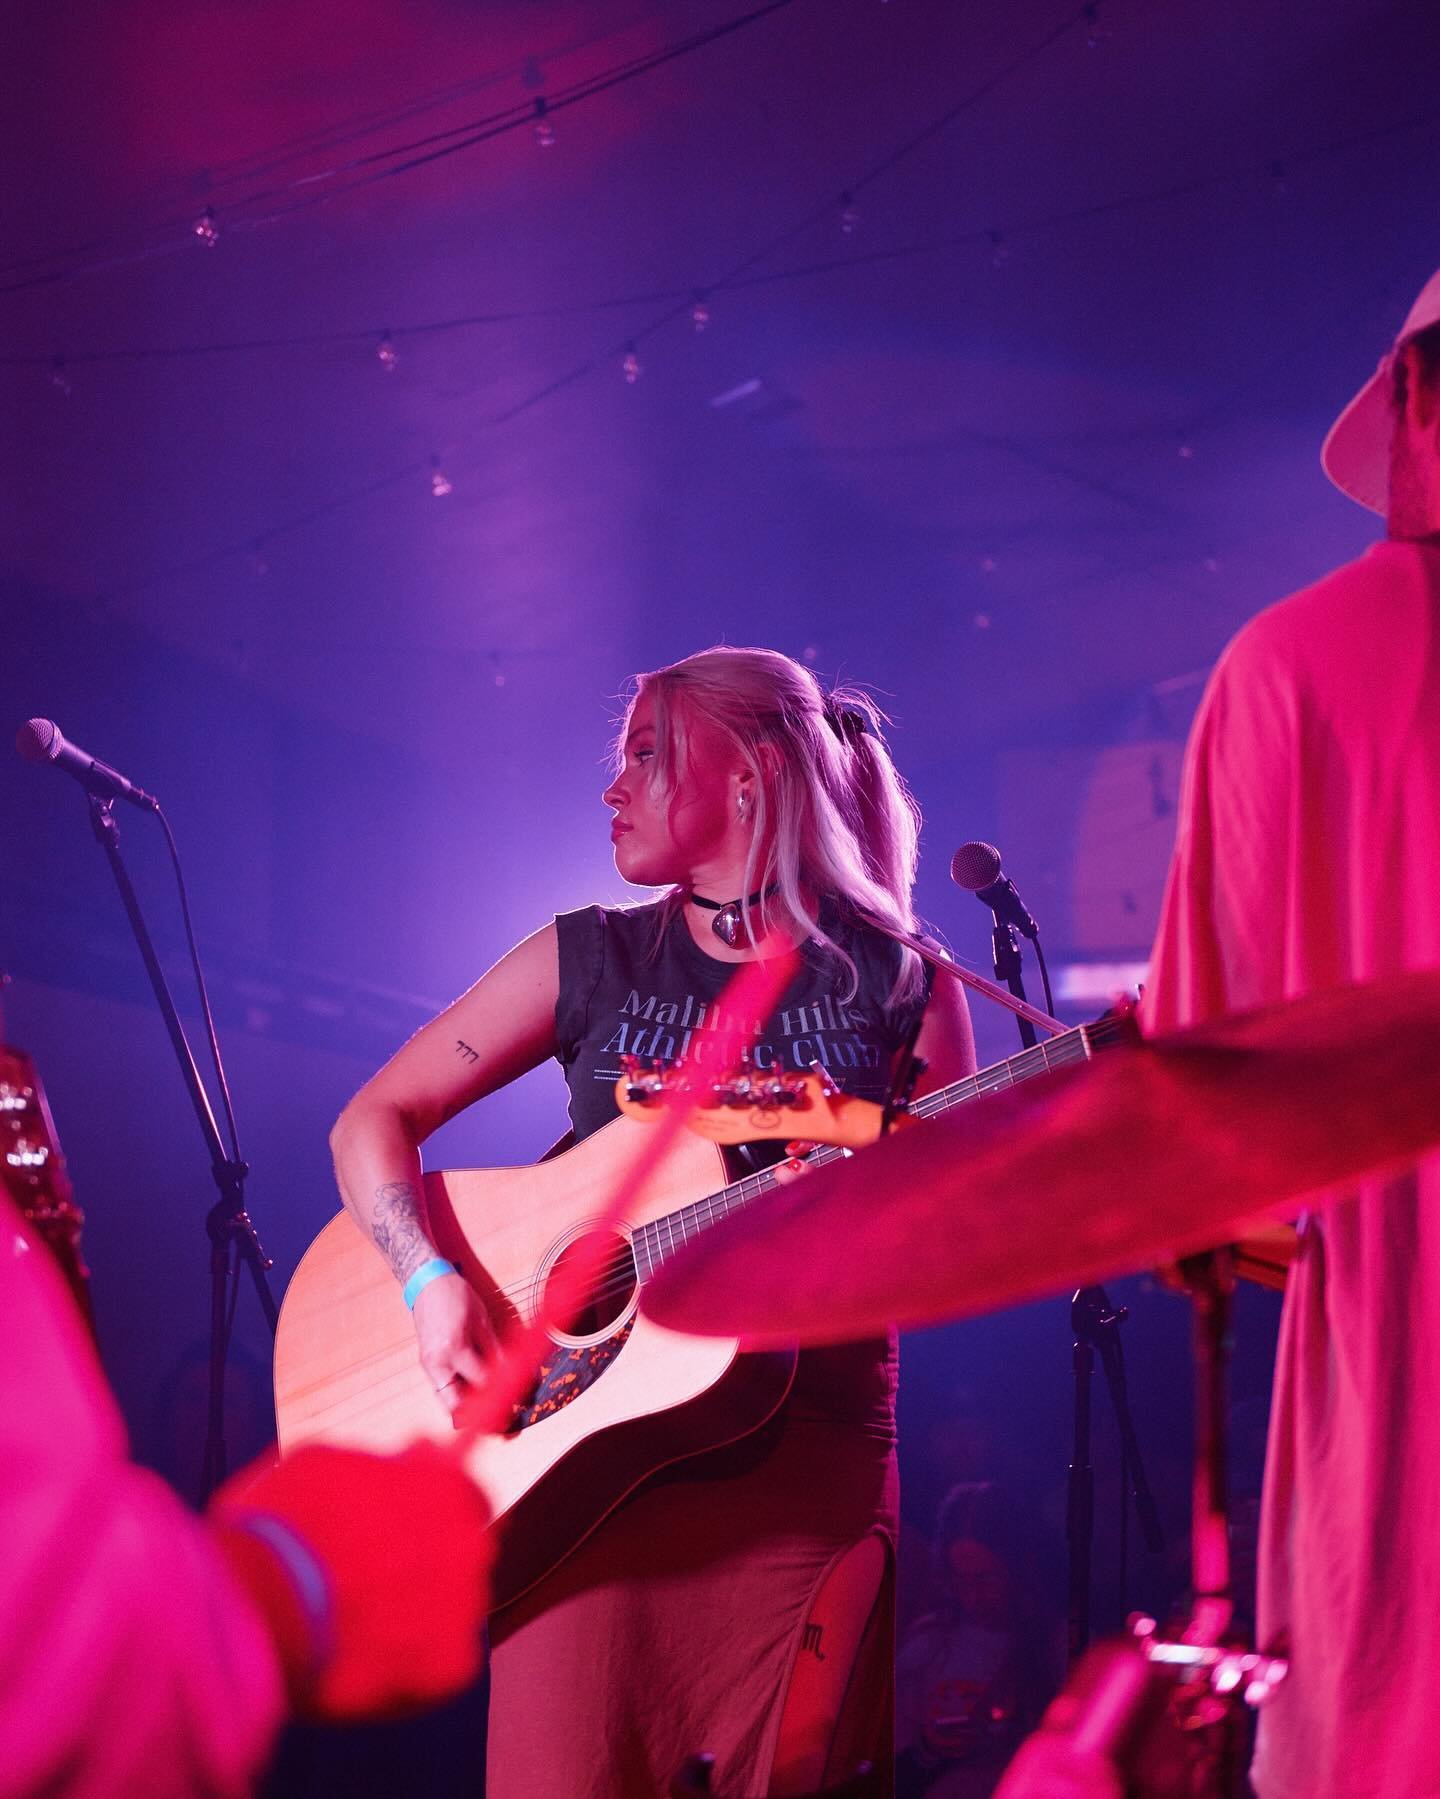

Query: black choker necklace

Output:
[689, 884, 779, 948]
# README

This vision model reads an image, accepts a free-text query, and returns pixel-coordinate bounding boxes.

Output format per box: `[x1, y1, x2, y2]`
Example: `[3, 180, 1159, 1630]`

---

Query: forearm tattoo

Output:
[371, 1181, 432, 1284]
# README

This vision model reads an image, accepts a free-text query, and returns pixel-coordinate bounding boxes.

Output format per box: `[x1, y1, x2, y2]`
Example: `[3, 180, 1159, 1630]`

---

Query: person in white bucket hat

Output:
[1322, 266, 1440, 519]
[1136, 266, 1440, 1797]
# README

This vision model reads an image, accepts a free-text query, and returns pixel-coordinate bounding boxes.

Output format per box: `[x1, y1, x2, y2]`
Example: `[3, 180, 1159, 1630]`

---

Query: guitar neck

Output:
[632, 1011, 1136, 1276]
[909, 1011, 1132, 1119]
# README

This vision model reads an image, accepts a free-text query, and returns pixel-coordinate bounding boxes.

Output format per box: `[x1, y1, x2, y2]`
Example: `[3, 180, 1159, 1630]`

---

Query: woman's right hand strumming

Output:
[413, 1272, 499, 1419]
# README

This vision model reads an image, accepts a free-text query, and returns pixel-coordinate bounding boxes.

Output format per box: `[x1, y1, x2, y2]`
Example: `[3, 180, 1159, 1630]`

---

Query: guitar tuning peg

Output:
[713, 1066, 752, 1108]
[621, 1054, 670, 1104]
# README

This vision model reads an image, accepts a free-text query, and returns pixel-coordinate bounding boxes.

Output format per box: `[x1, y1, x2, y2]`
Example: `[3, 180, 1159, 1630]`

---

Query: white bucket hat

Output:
[1322, 266, 1440, 515]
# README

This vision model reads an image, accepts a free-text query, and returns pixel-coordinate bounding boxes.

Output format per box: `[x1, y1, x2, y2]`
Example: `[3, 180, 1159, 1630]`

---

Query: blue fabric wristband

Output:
[403, 1256, 458, 1310]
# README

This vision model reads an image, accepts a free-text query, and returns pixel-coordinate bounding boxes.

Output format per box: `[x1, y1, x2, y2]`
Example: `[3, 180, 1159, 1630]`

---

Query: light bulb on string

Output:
[690, 292, 710, 333]
[430, 455, 453, 497]
[622, 343, 641, 384]
[193, 205, 219, 248]
[1082, 3, 1111, 48]
[49, 356, 72, 397]
[839, 191, 859, 236]
[1269, 161, 1289, 199]
[988, 229, 1010, 269]
[377, 330, 398, 373]
[533, 97, 555, 148]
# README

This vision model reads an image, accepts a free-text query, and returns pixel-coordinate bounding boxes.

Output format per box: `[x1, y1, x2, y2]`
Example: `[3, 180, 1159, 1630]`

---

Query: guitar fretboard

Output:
[630, 1010, 1134, 1278]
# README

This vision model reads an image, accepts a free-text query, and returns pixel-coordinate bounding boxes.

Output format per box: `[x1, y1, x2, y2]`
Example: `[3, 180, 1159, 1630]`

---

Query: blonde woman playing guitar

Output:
[326, 646, 974, 1799]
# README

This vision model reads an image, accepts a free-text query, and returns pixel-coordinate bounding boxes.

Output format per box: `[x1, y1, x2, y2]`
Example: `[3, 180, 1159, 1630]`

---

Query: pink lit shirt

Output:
[1142, 539, 1440, 1798]
[0, 1194, 284, 1796]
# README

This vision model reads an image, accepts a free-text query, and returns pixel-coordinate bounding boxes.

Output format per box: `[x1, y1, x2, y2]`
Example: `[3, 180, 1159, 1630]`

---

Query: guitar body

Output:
[274, 1116, 797, 1610]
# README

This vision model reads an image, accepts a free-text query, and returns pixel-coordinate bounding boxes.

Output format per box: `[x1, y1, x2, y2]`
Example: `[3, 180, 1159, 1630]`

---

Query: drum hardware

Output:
[999, 1251, 1286, 1796]
[643, 972, 1440, 1792]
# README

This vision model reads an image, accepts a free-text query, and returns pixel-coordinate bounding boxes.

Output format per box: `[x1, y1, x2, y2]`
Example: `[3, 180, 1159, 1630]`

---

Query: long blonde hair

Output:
[618, 645, 924, 1004]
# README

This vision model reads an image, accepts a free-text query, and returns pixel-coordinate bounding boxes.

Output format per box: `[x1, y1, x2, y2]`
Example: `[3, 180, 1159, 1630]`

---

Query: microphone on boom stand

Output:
[950, 841, 1053, 1050]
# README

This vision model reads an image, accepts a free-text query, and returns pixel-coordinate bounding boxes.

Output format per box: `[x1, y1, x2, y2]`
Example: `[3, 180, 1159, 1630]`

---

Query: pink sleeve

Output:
[1142, 621, 1299, 1036]
[0, 1202, 285, 1798]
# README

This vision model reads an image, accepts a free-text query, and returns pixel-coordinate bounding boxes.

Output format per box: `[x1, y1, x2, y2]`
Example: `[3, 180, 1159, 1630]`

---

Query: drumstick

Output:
[449, 945, 801, 1450]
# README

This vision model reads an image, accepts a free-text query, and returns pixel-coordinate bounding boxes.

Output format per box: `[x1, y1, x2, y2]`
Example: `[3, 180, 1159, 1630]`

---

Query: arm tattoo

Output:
[371, 1181, 433, 1285]
[455, 1039, 479, 1064]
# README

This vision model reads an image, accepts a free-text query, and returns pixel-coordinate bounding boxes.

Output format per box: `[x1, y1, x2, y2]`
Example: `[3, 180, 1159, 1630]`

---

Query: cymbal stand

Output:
[1067, 1285, 1164, 1662]
[1001, 1250, 1287, 1797]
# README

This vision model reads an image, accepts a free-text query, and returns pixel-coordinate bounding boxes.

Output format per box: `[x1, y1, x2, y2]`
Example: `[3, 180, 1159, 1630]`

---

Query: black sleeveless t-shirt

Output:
[553, 897, 933, 1433]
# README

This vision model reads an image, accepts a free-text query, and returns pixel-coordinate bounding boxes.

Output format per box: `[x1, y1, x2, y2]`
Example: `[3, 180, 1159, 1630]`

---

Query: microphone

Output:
[950, 839, 1039, 940]
[16, 718, 160, 812]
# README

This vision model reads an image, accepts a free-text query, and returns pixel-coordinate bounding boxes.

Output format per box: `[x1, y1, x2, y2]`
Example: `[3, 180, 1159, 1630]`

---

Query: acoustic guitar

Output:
[274, 1012, 1139, 1609]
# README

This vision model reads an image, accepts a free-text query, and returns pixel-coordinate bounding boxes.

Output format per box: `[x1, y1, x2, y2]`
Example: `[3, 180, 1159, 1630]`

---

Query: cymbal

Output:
[641, 970, 1440, 1344]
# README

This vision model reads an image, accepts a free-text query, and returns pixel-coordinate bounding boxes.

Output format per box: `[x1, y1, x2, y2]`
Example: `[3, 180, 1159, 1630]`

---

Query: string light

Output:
[55, 14, 1364, 597]
[533, 97, 556, 149]
[377, 330, 398, 372]
[839, 191, 859, 235]
[49, 356, 72, 396]
[1269, 160, 1289, 198]
[1083, 3, 1110, 48]
[690, 291, 710, 332]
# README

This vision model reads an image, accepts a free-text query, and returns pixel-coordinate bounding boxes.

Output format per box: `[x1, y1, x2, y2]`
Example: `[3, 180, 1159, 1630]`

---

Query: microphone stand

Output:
[990, 916, 1037, 1052]
[86, 796, 277, 1504]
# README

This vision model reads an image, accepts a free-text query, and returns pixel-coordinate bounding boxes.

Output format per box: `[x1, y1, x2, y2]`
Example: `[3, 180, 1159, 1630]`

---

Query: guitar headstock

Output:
[0, 1042, 71, 1216]
[1, 1014, 93, 1328]
[614, 1056, 885, 1149]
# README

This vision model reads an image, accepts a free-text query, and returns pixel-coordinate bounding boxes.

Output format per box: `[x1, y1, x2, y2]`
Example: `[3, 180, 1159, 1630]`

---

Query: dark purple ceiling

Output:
[5, 0, 1437, 764]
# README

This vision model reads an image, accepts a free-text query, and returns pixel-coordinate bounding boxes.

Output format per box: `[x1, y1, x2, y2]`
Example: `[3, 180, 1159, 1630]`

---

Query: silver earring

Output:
[737, 793, 747, 822]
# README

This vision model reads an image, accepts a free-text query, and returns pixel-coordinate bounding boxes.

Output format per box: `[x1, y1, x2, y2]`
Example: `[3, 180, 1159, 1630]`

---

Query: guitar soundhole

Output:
[544, 1231, 638, 1340]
